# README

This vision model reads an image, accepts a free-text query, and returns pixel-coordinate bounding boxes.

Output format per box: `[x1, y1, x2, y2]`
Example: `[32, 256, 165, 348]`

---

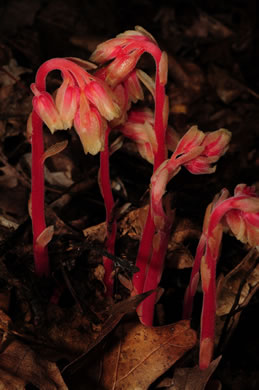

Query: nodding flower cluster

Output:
[29, 27, 169, 286]
[183, 184, 259, 369]
[28, 26, 258, 370]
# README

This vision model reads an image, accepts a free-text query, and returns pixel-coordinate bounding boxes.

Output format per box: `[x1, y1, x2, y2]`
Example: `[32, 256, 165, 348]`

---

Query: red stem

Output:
[133, 211, 155, 295]
[140, 224, 171, 325]
[31, 110, 49, 276]
[100, 128, 117, 296]
[133, 53, 168, 322]
[199, 244, 217, 369]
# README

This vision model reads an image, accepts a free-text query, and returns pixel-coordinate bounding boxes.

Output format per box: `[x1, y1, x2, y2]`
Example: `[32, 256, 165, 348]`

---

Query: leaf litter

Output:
[0, 1, 259, 389]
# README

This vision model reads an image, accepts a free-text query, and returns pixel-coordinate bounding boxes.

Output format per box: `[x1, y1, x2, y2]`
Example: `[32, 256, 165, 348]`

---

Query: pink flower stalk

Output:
[134, 126, 231, 325]
[30, 110, 50, 276]
[97, 70, 147, 295]
[91, 27, 169, 300]
[30, 57, 121, 276]
[183, 184, 259, 369]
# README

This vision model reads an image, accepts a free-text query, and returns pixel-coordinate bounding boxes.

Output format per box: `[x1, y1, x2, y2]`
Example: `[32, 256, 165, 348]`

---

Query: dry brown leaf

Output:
[0, 367, 26, 390]
[83, 220, 107, 243]
[216, 249, 259, 316]
[167, 217, 201, 269]
[42, 140, 69, 163]
[62, 291, 154, 376]
[215, 248, 259, 348]
[117, 205, 149, 239]
[168, 356, 221, 390]
[0, 310, 67, 389]
[0, 310, 67, 390]
[0, 309, 69, 389]
[0, 340, 68, 390]
[45, 306, 92, 360]
[100, 319, 196, 390]
[83, 205, 149, 246]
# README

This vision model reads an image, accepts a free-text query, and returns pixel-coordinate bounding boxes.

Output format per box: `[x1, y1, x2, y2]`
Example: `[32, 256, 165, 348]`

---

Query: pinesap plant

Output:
[27, 26, 259, 369]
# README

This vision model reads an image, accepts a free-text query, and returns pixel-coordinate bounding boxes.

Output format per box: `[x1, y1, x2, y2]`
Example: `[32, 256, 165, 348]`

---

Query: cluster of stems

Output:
[28, 27, 258, 371]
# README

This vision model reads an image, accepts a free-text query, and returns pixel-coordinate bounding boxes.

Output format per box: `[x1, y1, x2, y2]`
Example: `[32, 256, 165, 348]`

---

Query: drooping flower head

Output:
[183, 183, 259, 370]
[210, 184, 259, 247]
[120, 109, 157, 163]
[150, 126, 232, 229]
[119, 108, 179, 164]
[31, 58, 121, 155]
[90, 27, 161, 88]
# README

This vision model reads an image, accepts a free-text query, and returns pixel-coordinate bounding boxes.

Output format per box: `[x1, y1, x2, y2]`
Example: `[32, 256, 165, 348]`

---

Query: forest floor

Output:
[0, 1, 259, 389]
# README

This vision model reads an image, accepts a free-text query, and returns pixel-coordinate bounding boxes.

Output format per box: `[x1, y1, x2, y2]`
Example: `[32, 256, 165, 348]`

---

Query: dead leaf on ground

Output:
[0, 341, 68, 390]
[62, 291, 154, 376]
[216, 248, 259, 317]
[215, 248, 259, 349]
[167, 217, 201, 269]
[167, 356, 221, 390]
[0, 367, 25, 390]
[99, 319, 196, 390]
[0, 310, 68, 390]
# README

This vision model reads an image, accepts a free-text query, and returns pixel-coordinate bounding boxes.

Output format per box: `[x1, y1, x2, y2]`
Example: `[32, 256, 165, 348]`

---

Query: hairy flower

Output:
[124, 70, 144, 104]
[120, 109, 157, 163]
[223, 184, 259, 247]
[184, 128, 232, 174]
[84, 79, 121, 121]
[183, 183, 259, 370]
[55, 77, 80, 130]
[31, 84, 63, 133]
[90, 27, 160, 87]
[74, 91, 107, 155]
[151, 126, 231, 230]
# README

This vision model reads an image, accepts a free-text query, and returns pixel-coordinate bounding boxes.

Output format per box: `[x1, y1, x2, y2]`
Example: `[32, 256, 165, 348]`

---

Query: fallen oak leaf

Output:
[100, 319, 196, 390]
[62, 290, 154, 376]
